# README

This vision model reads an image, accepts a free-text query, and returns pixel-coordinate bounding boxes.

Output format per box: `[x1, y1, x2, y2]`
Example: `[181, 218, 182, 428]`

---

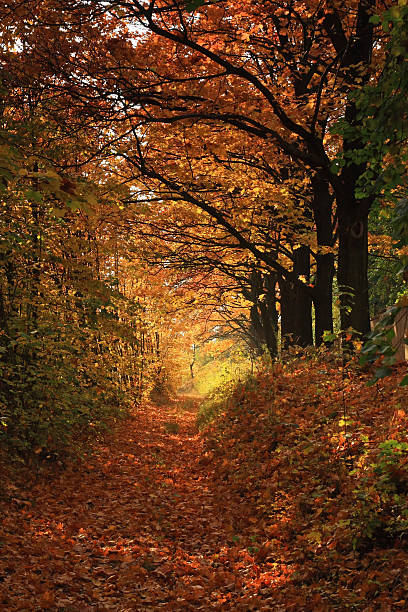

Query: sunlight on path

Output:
[0, 397, 285, 611]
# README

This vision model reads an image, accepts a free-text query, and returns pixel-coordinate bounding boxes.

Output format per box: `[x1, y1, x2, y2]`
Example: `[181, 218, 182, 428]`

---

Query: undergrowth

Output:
[199, 353, 408, 609]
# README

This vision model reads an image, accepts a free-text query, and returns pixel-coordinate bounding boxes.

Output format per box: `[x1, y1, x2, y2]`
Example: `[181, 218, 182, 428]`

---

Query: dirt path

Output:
[0, 397, 279, 611]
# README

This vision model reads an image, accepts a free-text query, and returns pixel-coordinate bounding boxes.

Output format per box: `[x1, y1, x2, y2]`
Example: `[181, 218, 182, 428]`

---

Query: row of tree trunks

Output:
[246, 270, 279, 359]
[264, 0, 375, 344]
[249, 162, 371, 352]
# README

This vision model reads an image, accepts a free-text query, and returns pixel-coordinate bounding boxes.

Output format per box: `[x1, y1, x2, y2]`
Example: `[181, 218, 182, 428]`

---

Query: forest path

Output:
[0, 397, 280, 611]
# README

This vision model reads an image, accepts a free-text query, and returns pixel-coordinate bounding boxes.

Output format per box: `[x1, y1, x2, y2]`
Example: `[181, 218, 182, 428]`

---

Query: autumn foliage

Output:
[1, 0, 408, 609]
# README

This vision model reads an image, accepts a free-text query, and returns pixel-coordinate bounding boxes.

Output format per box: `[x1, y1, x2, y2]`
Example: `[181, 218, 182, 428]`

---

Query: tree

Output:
[1, 0, 388, 345]
[0, 35, 207, 456]
[84, 0, 375, 336]
[0, 0, 364, 341]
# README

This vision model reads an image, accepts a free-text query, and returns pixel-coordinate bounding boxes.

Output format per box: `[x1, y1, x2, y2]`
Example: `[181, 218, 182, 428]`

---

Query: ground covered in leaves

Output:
[2, 358, 408, 610]
[0, 396, 285, 611]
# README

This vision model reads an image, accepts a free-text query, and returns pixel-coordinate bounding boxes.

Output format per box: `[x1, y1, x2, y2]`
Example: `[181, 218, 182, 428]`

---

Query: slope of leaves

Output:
[200, 355, 408, 609]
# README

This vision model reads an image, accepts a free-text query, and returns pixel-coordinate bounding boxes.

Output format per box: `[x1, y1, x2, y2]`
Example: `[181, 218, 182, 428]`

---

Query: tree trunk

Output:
[293, 246, 313, 347]
[258, 300, 278, 358]
[333, 0, 375, 338]
[249, 302, 265, 355]
[279, 253, 313, 350]
[337, 204, 371, 336]
[280, 278, 294, 349]
[311, 176, 335, 345]
[261, 273, 278, 359]
[314, 252, 335, 344]
[190, 343, 196, 378]
[28, 161, 41, 329]
[246, 270, 279, 358]
[337, 103, 372, 338]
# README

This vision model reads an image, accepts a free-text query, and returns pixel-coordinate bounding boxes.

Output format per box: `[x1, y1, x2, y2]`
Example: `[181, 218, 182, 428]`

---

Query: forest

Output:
[1, 0, 408, 609]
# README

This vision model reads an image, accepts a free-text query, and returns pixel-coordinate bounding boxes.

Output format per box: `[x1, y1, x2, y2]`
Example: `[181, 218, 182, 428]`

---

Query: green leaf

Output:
[374, 366, 393, 380]
[26, 189, 43, 203]
[366, 378, 378, 387]
[52, 207, 67, 218]
[400, 374, 408, 386]
[185, 0, 205, 11]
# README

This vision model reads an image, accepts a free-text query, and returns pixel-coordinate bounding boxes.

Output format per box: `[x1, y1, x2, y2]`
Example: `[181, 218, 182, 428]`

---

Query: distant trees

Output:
[0, 39, 201, 458]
